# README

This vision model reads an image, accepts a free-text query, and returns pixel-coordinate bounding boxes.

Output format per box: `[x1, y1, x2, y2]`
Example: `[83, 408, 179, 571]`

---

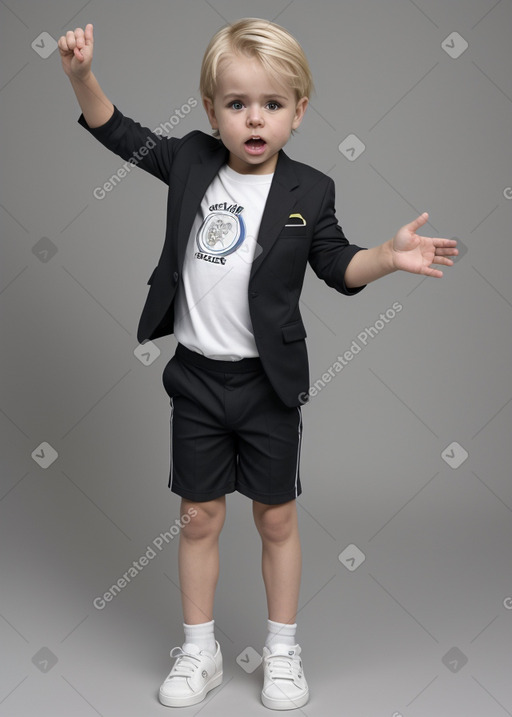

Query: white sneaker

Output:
[158, 641, 223, 707]
[261, 643, 309, 710]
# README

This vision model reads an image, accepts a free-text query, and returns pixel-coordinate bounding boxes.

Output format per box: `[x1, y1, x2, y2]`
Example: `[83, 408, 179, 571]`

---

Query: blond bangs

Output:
[200, 18, 313, 102]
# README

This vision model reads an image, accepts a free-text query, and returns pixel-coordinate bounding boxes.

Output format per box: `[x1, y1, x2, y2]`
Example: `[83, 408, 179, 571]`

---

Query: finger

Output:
[407, 211, 429, 233]
[65, 30, 77, 51]
[84, 23, 94, 45]
[433, 238, 458, 248]
[71, 28, 87, 59]
[74, 27, 86, 52]
[435, 246, 458, 256]
[431, 256, 454, 266]
[57, 35, 70, 53]
[421, 266, 443, 278]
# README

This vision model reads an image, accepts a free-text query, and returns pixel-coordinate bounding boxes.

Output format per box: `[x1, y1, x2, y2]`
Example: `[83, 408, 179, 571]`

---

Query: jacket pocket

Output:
[278, 227, 308, 238]
[281, 319, 307, 343]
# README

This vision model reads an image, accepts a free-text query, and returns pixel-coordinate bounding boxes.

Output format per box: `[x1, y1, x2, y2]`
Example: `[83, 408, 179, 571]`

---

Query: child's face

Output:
[203, 52, 308, 174]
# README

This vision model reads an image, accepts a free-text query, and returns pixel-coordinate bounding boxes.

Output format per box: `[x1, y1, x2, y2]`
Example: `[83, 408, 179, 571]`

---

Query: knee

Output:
[253, 501, 297, 544]
[180, 498, 225, 541]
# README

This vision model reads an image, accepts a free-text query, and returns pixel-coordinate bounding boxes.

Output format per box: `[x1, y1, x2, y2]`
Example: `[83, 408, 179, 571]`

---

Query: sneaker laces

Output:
[264, 649, 302, 682]
[167, 646, 204, 680]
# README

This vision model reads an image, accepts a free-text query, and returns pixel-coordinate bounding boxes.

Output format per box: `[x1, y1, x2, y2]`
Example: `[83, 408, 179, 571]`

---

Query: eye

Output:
[266, 101, 281, 111]
[230, 101, 244, 110]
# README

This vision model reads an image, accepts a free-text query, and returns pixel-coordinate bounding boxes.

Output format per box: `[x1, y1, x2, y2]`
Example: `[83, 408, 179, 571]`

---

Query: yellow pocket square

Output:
[285, 213, 307, 227]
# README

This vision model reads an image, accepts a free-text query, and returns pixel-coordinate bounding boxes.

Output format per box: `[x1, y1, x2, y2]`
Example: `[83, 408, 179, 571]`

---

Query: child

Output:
[58, 18, 457, 711]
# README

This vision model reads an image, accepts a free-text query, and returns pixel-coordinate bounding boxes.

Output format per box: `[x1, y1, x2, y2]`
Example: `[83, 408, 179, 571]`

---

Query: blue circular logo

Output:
[196, 211, 246, 257]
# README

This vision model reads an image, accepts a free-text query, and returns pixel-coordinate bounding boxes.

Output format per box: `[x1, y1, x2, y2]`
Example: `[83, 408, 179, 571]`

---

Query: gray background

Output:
[1, 0, 511, 715]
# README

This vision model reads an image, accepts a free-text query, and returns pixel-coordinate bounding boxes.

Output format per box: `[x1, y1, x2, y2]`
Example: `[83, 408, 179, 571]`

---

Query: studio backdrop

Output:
[1, 1, 511, 715]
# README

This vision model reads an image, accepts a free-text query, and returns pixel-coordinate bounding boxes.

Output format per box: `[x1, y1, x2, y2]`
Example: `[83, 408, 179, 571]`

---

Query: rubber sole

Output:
[261, 688, 309, 711]
[158, 671, 223, 708]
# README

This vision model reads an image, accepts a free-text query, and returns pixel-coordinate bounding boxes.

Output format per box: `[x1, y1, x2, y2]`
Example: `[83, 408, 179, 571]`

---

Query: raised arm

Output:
[58, 23, 180, 185]
[58, 23, 113, 127]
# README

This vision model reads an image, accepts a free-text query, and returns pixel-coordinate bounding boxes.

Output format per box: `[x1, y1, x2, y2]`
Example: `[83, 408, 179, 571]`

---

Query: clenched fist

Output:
[58, 23, 94, 79]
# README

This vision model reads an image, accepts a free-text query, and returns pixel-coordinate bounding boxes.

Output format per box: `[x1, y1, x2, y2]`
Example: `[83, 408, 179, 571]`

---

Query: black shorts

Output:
[161, 344, 303, 505]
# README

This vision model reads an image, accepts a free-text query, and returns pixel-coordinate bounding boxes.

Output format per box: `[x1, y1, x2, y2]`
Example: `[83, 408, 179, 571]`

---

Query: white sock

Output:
[265, 619, 297, 652]
[183, 619, 216, 655]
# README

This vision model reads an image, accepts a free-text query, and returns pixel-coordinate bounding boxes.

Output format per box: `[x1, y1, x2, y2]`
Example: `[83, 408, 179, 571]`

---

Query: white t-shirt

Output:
[174, 164, 273, 360]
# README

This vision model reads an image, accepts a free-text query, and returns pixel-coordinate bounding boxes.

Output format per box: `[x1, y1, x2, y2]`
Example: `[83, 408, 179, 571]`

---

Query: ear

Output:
[203, 97, 219, 130]
[292, 97, 309, 130]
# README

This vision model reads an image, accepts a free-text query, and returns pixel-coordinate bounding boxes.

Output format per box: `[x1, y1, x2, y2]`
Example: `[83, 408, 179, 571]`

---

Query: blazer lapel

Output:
[176, 144, 300, 278]
[250, 149, 300, 281]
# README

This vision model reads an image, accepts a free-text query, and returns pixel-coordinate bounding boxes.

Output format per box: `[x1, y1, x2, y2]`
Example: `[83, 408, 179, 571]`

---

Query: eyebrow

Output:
[222, 92, 289, 101]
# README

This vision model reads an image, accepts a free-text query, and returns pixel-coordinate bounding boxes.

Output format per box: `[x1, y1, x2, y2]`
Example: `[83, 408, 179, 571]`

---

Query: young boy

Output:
[58, 18, 457, 711]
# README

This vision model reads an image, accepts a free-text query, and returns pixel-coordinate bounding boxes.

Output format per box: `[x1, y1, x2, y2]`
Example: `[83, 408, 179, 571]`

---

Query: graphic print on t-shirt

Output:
[195, 202, 246, 263]
[174, 164, 272, 359]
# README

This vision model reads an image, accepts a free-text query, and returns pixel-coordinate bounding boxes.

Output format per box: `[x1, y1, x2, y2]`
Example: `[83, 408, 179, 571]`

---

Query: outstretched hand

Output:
[391, 212, 458, 278]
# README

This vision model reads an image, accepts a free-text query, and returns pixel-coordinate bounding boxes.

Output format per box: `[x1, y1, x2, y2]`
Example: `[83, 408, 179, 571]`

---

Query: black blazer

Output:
[78, 106, 366, 407]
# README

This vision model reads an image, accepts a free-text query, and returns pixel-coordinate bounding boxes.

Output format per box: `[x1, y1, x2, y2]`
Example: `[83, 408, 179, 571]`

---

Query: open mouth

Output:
[245, 137, 267, 154]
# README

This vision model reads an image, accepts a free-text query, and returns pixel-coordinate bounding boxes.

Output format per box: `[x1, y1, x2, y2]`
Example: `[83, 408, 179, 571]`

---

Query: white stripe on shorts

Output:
[295, 407, 302, 498]
[169, 398, 174, 491]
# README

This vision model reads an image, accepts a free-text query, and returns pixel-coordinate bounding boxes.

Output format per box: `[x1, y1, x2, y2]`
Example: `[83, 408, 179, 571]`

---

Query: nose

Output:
[247, 104, 263, 127]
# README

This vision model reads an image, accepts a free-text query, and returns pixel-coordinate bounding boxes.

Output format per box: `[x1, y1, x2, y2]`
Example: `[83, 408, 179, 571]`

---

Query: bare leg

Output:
[252, 499, 302, 624]
[178, 496, 226, 624]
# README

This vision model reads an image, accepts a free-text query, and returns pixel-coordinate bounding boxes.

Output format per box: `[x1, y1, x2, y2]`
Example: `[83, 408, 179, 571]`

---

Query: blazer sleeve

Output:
[77, 105, 178, 184]
[308, 176, 367, 295]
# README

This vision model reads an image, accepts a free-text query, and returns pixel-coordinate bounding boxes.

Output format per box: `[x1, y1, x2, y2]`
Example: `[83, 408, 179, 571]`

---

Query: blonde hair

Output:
[200, 17, 313, 115]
